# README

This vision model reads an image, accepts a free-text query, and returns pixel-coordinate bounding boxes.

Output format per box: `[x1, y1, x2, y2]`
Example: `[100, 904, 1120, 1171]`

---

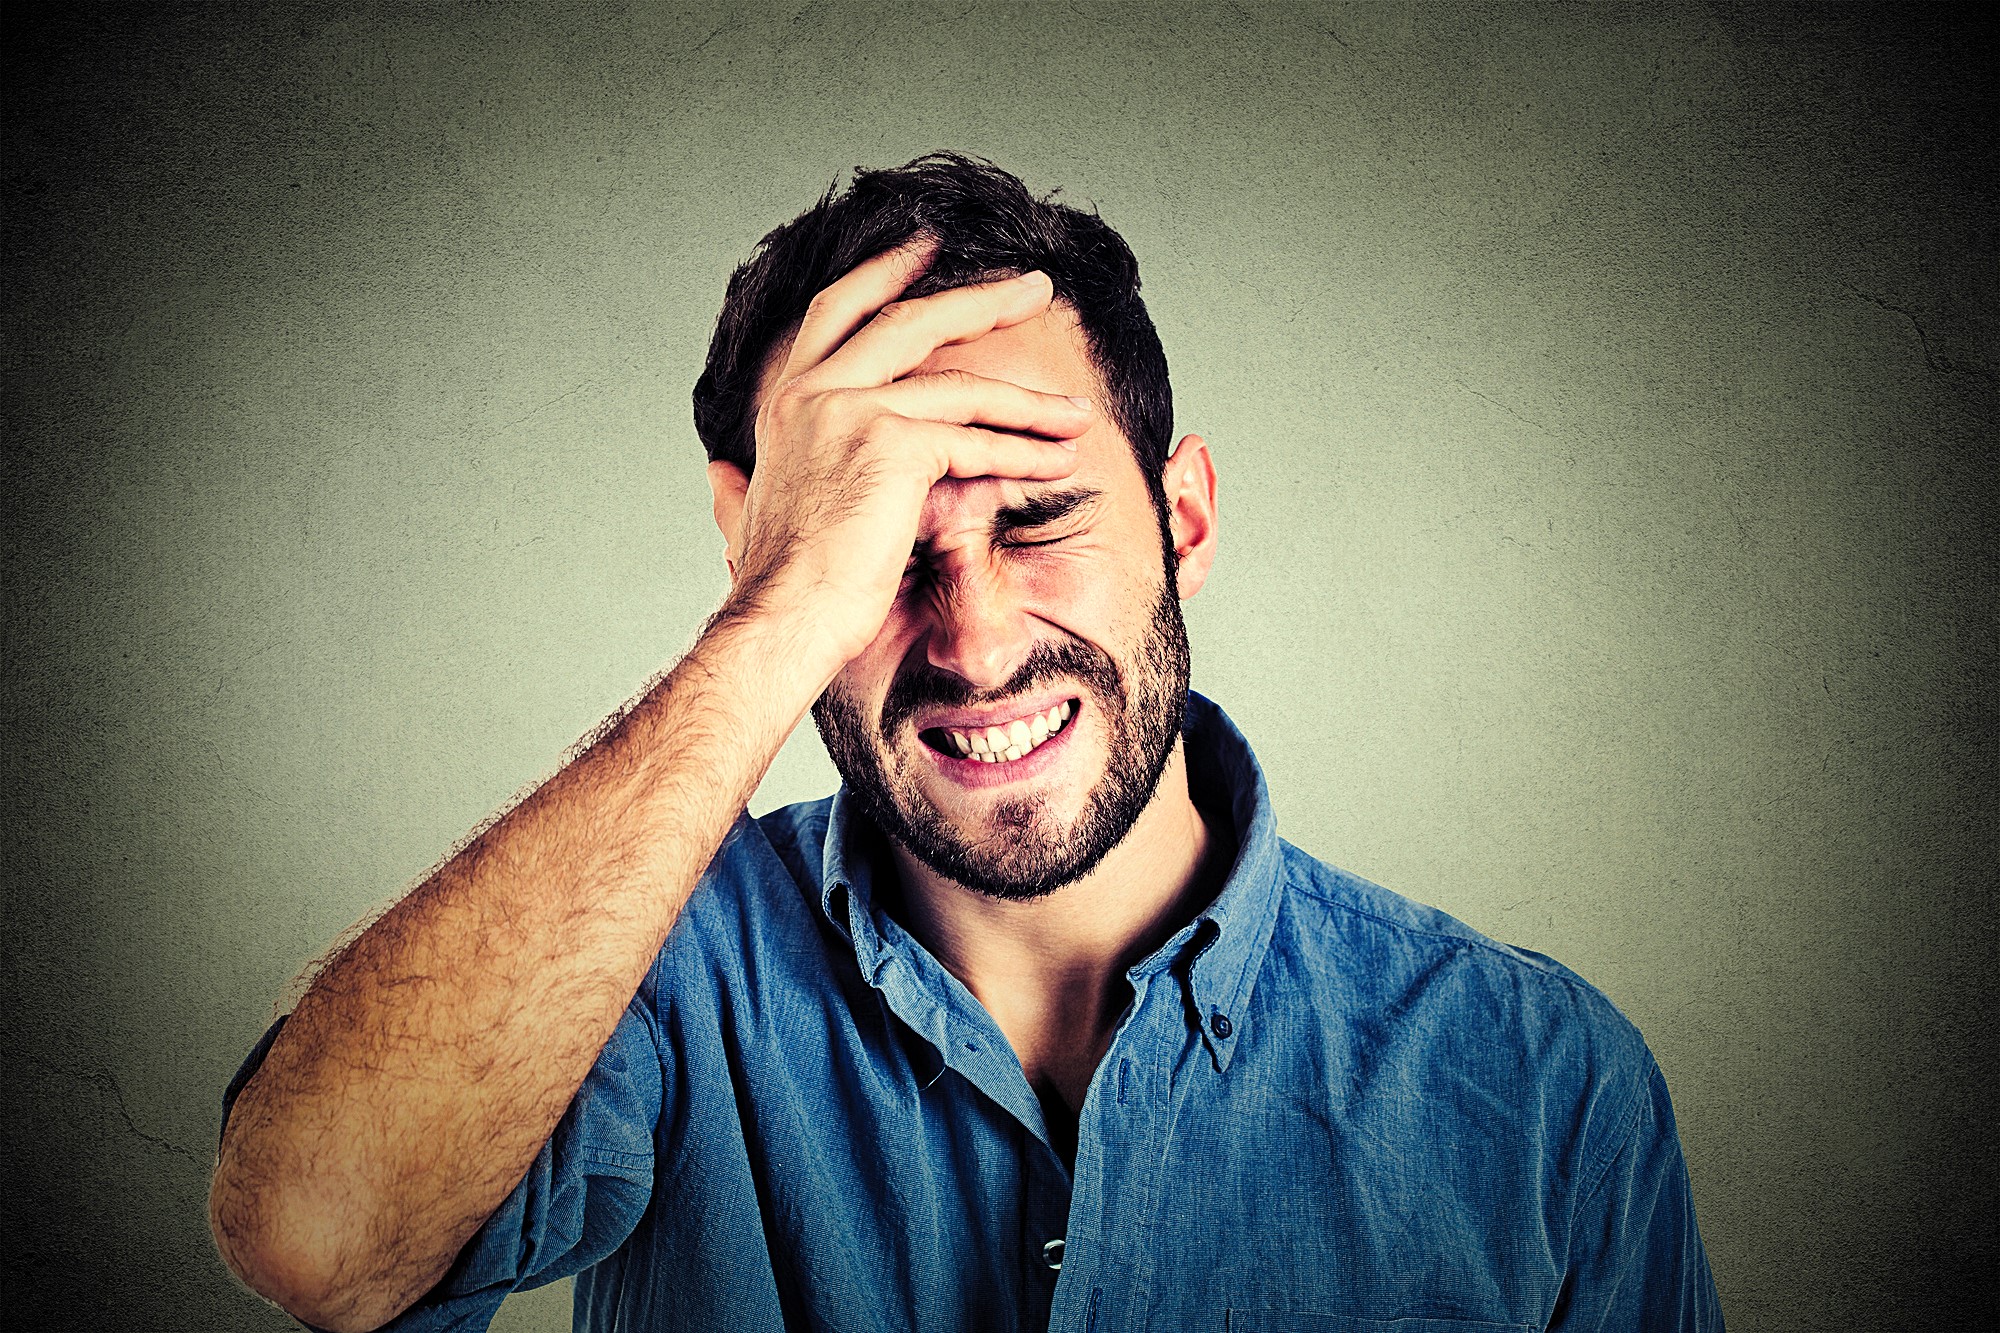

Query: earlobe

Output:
[707, 459, 751, 577]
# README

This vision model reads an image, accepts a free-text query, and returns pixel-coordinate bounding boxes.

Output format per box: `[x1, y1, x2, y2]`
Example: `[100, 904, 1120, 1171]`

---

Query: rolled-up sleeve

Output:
[1554, 1056, 1725, 1331]
[221, 981, 665, 1333]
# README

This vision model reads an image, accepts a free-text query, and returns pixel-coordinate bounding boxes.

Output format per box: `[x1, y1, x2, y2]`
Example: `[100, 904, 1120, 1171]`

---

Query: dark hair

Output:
[692, 153, 1173, 496]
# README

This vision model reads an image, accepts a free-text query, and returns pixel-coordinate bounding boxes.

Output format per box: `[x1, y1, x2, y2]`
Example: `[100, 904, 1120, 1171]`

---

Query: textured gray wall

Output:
[6, 4, 1994, 1330]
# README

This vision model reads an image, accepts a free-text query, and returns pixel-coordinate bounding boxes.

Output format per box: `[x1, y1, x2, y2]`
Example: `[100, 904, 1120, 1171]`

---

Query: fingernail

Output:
[1066, 395, 1093, 411]
[1015, 269, 1050, 287]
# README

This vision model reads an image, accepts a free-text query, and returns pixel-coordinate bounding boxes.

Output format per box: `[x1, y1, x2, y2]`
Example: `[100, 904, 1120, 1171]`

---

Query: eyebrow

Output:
[989, 486, 1103, 538]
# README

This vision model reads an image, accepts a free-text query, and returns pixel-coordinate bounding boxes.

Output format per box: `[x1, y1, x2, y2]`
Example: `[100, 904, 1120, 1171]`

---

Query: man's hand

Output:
[208, 240, 1093, 1333]
[714, 239, 1093, 677]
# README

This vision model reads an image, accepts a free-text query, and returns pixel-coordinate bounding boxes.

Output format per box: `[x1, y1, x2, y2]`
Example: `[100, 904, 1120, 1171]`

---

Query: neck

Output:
[884, 739, 1228, 1101]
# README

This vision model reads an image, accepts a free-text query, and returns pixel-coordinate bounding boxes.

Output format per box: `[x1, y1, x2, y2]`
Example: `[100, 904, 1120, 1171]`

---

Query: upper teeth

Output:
[948, 701, 1072, 763]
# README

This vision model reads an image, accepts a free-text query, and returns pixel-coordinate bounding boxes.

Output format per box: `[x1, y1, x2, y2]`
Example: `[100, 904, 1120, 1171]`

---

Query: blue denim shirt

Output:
[227, 693, 1721, 1331]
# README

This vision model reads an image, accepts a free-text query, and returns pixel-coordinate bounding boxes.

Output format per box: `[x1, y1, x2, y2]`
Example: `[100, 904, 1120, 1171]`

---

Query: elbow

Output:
[208, 1162, 412, 1333]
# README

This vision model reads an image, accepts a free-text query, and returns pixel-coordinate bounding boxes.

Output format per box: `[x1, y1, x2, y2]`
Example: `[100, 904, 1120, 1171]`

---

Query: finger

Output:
[873, 370, 1094, 440]
[781, 236, 937, 380]
[886, 417, 1085, 486]
[813, 270, 1056, 388]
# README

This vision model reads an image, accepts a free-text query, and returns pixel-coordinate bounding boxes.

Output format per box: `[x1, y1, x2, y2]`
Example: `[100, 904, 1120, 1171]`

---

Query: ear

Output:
[1161, 433, 1219, 599]
[706, 460, 751, 578]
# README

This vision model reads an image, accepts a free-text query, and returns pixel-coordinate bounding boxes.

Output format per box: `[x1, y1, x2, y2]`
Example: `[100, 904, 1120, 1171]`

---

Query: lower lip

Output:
[924, 708, 1081, 789]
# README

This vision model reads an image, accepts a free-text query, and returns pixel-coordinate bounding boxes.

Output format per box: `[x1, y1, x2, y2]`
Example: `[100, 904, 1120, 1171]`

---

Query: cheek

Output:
[1017, 553, 1152, 643]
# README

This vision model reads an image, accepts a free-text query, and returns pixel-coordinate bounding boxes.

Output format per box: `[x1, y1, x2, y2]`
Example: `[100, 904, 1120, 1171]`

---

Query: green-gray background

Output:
[6, 4, 1994, 1330]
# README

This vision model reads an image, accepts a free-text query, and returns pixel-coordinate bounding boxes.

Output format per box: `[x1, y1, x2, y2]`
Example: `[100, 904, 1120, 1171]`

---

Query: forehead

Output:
[755, 298, 1100, 406]
[759, 301, 1146, 531]
[910, 300, 1098, 395]
[910, 306, 1136, 534]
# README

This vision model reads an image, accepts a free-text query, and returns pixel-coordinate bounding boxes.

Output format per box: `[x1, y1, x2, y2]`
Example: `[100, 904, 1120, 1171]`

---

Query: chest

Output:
[633, 970, 1568, 1333]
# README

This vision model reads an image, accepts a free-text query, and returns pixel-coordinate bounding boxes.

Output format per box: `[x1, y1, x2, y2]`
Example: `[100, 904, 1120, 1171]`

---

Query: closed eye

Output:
[990, 487, 1102, 544]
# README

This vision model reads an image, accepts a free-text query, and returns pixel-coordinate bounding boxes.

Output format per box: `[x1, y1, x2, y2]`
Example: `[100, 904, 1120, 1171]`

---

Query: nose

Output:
[923, 565, 1034, 690]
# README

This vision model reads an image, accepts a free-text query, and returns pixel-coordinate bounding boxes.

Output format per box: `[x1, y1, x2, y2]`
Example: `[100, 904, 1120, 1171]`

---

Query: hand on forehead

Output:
[754, 292, 1104, 469]
[905, 304, 1112, 538]
[903, 300, 1096, 400]
[907, 304, 1115, 545]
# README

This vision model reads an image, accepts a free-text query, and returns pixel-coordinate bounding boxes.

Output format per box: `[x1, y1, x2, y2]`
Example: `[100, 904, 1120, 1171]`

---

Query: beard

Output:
[811, 571, 1191, 902]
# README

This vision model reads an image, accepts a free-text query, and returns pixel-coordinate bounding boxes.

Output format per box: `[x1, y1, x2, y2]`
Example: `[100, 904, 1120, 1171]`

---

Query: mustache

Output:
[879, 637, 1125, 743]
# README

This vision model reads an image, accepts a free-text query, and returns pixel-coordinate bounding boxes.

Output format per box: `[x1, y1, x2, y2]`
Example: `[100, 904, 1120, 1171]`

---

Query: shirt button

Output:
[1042, 1238, 1064, 1271]
[1210, 1010, 1233, 1039]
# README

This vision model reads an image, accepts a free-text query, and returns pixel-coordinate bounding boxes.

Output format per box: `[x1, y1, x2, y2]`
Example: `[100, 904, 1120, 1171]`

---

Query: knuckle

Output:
[761, 379, 852, 446]
[858, 413, 907, 450]
[826, 385, 874, 420]
[758, 383, 805, 431]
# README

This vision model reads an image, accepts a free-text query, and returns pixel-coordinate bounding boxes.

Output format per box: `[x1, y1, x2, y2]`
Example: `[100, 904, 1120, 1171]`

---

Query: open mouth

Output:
[919, 698, 1078, 764]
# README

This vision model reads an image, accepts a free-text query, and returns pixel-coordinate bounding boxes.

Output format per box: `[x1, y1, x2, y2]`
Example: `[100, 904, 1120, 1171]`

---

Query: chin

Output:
[813, 576, 1191, 903]
[895, 760, 1104, 900]
[900, 746, 1172, 903]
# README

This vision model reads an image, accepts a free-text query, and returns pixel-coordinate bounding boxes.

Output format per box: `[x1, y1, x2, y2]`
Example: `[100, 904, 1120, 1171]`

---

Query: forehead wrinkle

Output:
[916, 478, 1101, 555]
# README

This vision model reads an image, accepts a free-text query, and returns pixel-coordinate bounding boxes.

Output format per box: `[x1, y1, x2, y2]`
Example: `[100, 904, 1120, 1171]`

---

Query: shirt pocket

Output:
[1224, 1315, 1532, 1333]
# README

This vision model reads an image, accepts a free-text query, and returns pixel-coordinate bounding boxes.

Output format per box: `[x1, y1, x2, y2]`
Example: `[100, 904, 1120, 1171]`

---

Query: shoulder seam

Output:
[1284, 869, 1609, 1002]
[1573, 1049, 1659, 1216]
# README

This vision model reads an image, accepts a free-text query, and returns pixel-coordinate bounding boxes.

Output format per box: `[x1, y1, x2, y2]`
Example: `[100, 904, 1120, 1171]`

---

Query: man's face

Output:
[807, 303, 1192, 901]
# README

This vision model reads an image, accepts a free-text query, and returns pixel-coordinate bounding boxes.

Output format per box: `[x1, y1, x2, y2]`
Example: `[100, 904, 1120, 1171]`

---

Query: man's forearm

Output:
[208, 604, 831, 1332]
[209, 243, 1084, 1331]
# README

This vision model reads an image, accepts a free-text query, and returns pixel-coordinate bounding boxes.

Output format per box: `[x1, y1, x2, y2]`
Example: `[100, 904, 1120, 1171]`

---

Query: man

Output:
[210, 154, 1723, 1332]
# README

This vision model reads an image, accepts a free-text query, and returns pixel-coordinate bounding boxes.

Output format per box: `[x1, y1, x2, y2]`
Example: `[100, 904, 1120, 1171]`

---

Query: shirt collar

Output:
[819, 783, 898, 984]
[819, 690, 1284, 1073]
